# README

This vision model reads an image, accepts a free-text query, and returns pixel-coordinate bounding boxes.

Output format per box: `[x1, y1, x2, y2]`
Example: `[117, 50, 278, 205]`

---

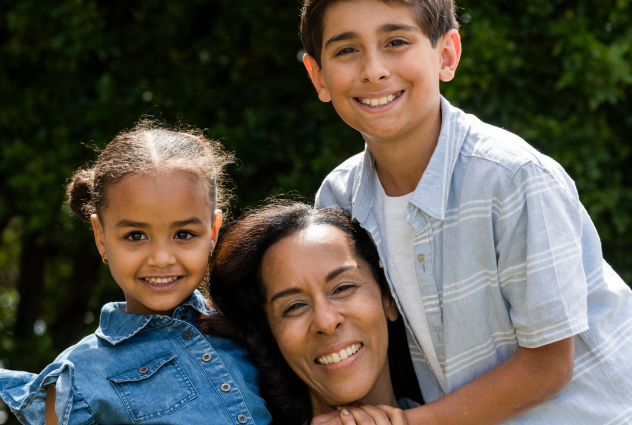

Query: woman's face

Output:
[261, 224, 399, 413]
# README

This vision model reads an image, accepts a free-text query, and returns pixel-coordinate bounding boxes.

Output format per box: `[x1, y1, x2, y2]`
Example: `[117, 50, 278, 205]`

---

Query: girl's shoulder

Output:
[1, 292, 272, 425]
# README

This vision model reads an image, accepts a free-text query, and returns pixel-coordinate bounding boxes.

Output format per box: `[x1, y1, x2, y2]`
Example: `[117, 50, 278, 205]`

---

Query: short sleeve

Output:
[0, 362, 96, 425]
[495, 162, 589, 348]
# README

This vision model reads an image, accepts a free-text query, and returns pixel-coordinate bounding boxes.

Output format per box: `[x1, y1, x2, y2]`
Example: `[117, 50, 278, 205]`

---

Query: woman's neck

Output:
[310, 361, 399, 417]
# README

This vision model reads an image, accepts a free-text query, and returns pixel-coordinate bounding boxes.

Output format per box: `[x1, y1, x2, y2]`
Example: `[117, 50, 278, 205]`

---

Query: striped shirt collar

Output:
[351, 96, 471, 223]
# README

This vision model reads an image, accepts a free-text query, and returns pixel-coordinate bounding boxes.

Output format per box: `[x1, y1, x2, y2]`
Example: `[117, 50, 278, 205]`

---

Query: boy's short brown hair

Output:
[301, 0, 459, 68]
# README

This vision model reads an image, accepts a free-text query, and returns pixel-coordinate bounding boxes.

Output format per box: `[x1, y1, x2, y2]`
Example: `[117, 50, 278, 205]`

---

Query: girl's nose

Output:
[310, 299, 345, 335]
[360, 51, 390, 84]
[147, 243, 176, 269]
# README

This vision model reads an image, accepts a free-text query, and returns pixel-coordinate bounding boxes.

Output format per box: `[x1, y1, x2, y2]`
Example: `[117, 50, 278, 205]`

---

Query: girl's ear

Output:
[383, 294, 399, 322]
[302, 54, 331, 103]
[91, 214, 106, 258]
[210, 210, 223, 253]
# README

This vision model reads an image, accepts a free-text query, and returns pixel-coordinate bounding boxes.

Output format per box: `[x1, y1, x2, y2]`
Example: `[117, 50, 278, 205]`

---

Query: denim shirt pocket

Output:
[107, 350, 197, 423]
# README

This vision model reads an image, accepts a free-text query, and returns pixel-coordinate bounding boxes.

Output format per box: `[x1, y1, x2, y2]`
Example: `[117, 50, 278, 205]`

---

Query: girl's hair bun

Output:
[67, 169, 96, 222]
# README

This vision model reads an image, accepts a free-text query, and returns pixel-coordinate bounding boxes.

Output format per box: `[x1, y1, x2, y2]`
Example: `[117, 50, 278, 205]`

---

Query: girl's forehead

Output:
[101, 170, 214, 223]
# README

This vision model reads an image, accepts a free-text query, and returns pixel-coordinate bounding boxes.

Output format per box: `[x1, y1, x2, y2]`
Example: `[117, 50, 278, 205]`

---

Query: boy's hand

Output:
[310, 404, 407, 425]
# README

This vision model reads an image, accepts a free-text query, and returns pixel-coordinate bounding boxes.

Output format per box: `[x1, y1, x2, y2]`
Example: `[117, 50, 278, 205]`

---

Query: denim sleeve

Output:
[0, 363, 96, 425]
[495, 162, 589, 348]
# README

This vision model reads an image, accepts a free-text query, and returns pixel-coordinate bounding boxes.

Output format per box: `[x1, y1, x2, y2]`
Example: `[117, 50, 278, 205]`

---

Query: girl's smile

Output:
[91, 170, 221, 316]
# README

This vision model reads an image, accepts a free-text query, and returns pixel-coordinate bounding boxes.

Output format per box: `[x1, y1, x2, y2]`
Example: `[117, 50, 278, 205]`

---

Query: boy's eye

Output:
[335, 47, 357, 57]
[174, 231, 194, 240]
[387, 39, 408, 48]
[126, 232, 147, 241]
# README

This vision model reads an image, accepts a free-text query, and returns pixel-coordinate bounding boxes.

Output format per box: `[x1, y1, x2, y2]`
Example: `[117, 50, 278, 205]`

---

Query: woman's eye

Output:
[332, 284, 356, 296]
[335, 47, 356, 57]
[174, 231, 194, 240]
[126, 232, 146, 241]
[283, 302, 306, 315]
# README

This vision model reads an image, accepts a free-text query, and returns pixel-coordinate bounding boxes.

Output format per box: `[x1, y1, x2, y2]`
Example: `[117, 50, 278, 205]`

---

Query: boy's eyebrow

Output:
[377, 23, 419, 34]
[324, 31, 359, 49]
[324, 23, 419, 50]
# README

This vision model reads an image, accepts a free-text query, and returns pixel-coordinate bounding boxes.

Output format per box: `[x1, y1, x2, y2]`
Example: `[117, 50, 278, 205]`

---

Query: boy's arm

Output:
[404, 336, 574, 425]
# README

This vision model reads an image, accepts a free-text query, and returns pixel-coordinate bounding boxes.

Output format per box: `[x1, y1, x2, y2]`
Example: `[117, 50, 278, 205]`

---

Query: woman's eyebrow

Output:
[270, 288, 303, 305]
[325, 265, 356, 282]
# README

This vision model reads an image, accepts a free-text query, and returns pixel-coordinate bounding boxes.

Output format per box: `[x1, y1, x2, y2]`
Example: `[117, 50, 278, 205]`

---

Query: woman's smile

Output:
[316, 342, 363, 366]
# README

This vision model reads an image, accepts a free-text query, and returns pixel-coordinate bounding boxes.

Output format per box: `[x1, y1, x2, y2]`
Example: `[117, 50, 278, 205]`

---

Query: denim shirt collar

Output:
[351, 96, 471, 222]
[95, 290, 210, 345]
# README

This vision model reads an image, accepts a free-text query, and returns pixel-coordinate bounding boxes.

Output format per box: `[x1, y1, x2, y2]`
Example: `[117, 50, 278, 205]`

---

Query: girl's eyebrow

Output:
[114, 217, 203, 228]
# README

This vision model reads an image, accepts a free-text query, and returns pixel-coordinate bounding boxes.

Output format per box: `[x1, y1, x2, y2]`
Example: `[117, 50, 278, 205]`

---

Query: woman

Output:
[200, 201, 423, 424]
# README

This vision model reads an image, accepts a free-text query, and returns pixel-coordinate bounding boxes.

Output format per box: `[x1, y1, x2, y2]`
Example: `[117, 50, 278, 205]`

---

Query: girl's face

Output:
[91, 170, 221, 316]
[261, 225, 399, 415]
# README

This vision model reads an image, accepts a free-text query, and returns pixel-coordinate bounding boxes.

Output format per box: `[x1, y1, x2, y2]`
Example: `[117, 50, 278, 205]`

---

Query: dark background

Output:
[0, 0, 631, 422]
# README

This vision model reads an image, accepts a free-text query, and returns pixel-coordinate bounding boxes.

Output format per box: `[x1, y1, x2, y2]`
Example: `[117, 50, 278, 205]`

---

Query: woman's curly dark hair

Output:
[199, 200, 422, 424]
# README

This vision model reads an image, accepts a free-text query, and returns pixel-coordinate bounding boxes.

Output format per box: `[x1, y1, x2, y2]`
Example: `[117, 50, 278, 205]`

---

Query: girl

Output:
[0, 122, 272, 425]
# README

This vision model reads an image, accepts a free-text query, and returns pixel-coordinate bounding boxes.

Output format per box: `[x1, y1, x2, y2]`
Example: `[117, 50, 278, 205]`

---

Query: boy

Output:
[305, 0, 632, 424]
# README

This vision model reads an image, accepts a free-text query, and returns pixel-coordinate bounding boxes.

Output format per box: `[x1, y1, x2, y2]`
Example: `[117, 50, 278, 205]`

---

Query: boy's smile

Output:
[304, 0, 460, 146]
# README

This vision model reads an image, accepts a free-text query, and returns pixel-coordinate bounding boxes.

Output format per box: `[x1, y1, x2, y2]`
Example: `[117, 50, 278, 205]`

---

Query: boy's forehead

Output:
[322, 0, 420, 40]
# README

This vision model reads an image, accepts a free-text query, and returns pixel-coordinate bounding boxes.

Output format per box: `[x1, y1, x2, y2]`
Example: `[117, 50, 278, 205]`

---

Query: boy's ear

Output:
[210, 210, 223, 253]
[439, 29, 462, 82]
[91, 214, 106, 258]
[302, 53, 331, 103]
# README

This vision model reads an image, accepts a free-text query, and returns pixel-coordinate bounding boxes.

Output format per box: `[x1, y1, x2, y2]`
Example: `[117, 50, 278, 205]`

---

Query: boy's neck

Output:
[366, 100, 442, 197]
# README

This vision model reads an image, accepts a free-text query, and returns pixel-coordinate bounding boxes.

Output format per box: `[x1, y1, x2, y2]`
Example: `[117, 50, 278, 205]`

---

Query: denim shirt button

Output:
[417, 253, 425, 262]
[202, 353, 212, 362]
[139, 366, 149, 374]
[180, 310, 188, 320]
[183, 330, 192, 340]
[220, 383, 231, 392]
[238, 414, 247, 423]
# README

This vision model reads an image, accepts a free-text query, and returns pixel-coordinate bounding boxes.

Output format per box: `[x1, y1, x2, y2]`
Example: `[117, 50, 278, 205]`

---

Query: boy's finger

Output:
[311, 410, 344, 425]
[376, 405, 408, 425]
[348, 404, 391, 425]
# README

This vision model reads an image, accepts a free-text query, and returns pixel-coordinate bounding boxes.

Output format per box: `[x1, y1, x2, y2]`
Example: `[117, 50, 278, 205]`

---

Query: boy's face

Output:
[304, 0, 460, 143]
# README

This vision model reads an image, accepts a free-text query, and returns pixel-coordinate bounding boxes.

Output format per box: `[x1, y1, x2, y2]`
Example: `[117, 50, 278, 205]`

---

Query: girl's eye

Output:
[388, 39, 408, 48]
[335, 47, 357, 57]
[126, 232, 147, 241]
[174, 231, 194, 240]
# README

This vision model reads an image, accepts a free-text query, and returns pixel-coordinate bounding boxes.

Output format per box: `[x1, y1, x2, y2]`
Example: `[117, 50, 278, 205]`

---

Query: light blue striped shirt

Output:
[315, 96, 632, 424]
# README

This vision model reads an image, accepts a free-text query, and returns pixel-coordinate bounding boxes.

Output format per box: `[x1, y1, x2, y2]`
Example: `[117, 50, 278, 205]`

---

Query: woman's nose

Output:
[147, 242, 176, 269]
[310, 299, 345, 335]
[360, 51, 390, 84]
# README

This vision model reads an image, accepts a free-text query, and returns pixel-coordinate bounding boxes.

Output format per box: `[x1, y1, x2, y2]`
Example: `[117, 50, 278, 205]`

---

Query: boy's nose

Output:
[360, 51, 390, 84]
[310, 299, 345, 335]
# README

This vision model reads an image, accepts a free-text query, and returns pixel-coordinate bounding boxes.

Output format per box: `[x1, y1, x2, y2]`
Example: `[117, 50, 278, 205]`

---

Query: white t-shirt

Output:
[373, 171, 447, 390]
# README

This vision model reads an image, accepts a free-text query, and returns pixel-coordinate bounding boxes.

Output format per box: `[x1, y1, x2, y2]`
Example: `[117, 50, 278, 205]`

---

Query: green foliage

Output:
[0, 0, 630, 386]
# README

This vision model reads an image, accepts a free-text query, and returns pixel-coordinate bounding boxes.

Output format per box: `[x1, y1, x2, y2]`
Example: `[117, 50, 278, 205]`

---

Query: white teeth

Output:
[144, 277, 178, 285]
[317, 343, 363, 365]
[359, 92, 400, 108]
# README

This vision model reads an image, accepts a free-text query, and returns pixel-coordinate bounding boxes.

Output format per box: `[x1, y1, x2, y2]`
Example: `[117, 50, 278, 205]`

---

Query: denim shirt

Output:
[0, 291, 272, 425]
[316, 96, 632, 424]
